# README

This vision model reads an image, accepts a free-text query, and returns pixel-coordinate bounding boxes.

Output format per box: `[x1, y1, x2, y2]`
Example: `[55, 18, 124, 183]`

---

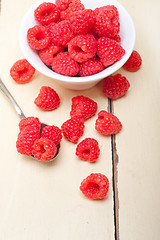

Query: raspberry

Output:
[80, 173, 109, 200]
[55, 0, 81, 11]
[52, 52, 79, 76]
[79, 57, 104, 77]
[103, 74, 130, 100]
[32, 137, 57, 161]
[10, 59, 35, 84]
[97, 37, 125, 67]
[95, 110, 122, 136]
[39, 42, 62, 66]
[34, 2, 60, 25]
[68, 34, 97, 63]
[61, 116, 85, 143]
[16, 126, 41, 156]
[93, 5, 120, 38]
[27, 25, 51, 50]
[112, 35, 121, 43]
[76, 138, 100, 162]
[19, 117, 41, 132]
[60, 1, 85, 20]
[70, 9, 95, 35]
[123, 50, 142, 72]
[41, 125, 62, 145]
[34, 86, 60, 111]
[70, 95, 97, 120]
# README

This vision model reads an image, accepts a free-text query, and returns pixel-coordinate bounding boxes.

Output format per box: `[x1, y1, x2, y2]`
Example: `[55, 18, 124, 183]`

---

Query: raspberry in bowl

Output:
[19, 0, 135, 90]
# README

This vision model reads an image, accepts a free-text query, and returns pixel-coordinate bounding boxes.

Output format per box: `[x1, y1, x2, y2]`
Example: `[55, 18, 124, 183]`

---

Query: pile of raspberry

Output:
[26, 0, 125, 77]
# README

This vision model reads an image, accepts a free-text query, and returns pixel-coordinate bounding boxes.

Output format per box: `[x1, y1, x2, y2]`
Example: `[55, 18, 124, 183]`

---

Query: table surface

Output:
[0, 0, 160, 239]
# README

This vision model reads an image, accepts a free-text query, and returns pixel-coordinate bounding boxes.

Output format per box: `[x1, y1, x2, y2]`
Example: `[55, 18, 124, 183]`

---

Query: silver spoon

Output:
[0, 78, 60, 162]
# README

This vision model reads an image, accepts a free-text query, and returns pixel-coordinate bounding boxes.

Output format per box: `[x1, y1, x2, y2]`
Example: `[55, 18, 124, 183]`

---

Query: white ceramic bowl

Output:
[19, 0, 136, 90]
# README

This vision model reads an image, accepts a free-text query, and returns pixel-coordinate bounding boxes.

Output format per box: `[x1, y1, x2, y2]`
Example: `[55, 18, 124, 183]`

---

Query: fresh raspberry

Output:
[45, 22, 56, 37]
[61, 116, 85, 143]
[50, 20, 74, 47]
[103, 74, 130, 100]
[55, 0, 81, 11]
[97, 37, 125, 67]
[16, 126, 41, 156]
[70, 95, 97, 120]
[79, 57, 104, 77]
[34, 86, 60, 111]
[41, 125, 62, 145]
[80, 173, 109, 200]
[68, 34, 97, 63]
[123, 50, 142, 72]
[60, 1, 85, 20]
[94, 5, 119, 19]
[112, 35, 121, 43]
[70, 9, 95, 35]
[52, 52, 79, 76]
[39, 42, 62, 66]
[95, 110, 122, 136]
[93, 5, 120, 38]
[10, 59, 35, 84]
[27, 25, 51, 50]
[19, 117, 41, 132]
[34, 2, 60, 25]
[76, 138, 100, 162]
[32, 137, 57, 161]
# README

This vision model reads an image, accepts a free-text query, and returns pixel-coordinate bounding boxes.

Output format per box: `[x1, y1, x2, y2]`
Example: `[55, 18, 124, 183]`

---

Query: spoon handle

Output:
[0, 78, 26, 119]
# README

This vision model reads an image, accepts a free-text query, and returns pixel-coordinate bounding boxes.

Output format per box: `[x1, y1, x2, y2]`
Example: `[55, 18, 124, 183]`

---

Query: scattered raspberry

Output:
[16, 126, 40, 156]
[80, 173, 109, 199]
[93, 5, 120, 38]
[27, 25, 51, 50]
[34, 2, 60, 25]
[60, 1, 85, 20]
[34, 86, 60, 111]
[103, 74, 130, 100]
[32, 137, 57, 161]
[123, 50, 142, 72]
[79, 57, 104, 77]
[50, 20, 75, 47]
[70, 9, 95, 35]
[55, 0, 81, 11]
[10, 59, 35, 84]
[19, 117, 41, 132]
[41, 125, 62, 145]
[68, 34, 97, 63]
[97, 37, 125, 67]
[95, 110, 122, 135]
[39, 42, 62, 66]
[70, 95, 97, 120]
[61, 116, 85, 143]
[76, 138, 100, 162]
[52, 52, 79, 76]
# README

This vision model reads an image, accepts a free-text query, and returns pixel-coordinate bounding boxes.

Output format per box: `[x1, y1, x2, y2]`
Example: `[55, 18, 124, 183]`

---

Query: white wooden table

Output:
[0, 0, 160, 239]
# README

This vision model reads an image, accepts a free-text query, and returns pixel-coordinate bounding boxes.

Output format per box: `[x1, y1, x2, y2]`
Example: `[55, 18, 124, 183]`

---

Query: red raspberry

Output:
[19, 117, 41, 132]
[94, 5, 119, 19]
[70, 95, 97, 120]
[52, 52, 79, 76]
[112, 35, 121, 43]
[34, 2, 60, 25]
[41, 125, 62, 145]
[79, 57, 104, 77]
[61, 116, 85, 143]
[27, 25, 51, 50]
[70, 9, 95, 35]
[10, 59, 35, 84]
[103, 74, 130, 100]
[32, 137, 57, 161]
[60, 1, 85, 20]
[80, 173, 109, 200]
[97, 37, 125, 67]
[123, 50, 142, 72]
[93, 5, 120, 38]
[39, 42, 62, 66]
[16, 126, 41, 156]
[76, 138, 100, 162]
[68, 34, 97, 63]
[50, 20, 74, 47]
[55, 0, 81, 11]
[34, 86, 60, 111]
[95, 110, 122, 136]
